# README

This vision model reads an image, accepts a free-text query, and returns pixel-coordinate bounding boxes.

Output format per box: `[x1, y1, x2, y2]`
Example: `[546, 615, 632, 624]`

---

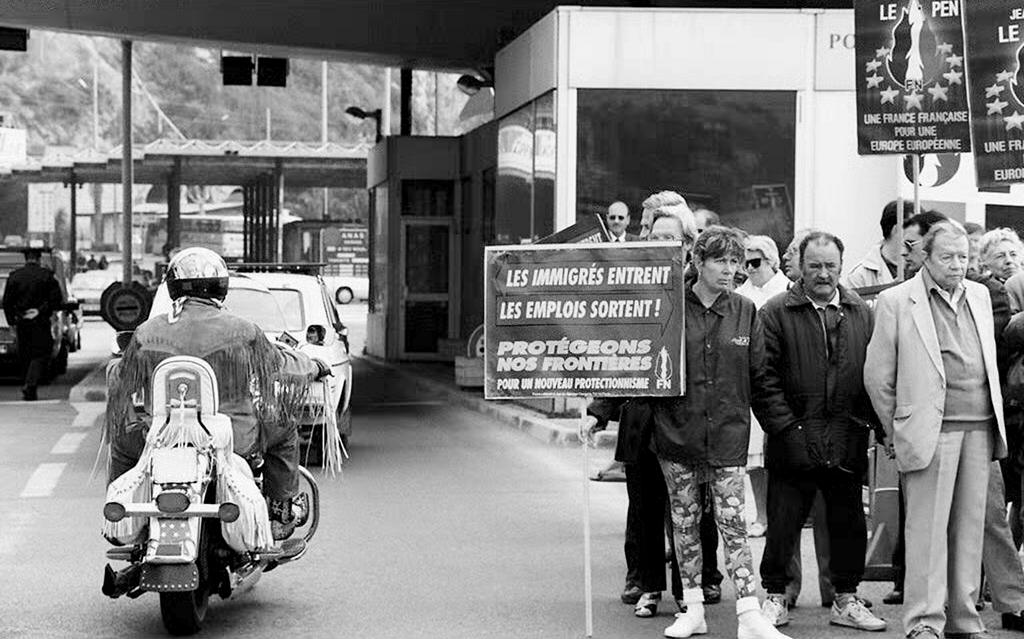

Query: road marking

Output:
[50, 432, 88, 455]
[0, 399, 61, 406]
[0, 511, 34, 555]
[19, 463, 67, 498]
[71, 401, 106, 428]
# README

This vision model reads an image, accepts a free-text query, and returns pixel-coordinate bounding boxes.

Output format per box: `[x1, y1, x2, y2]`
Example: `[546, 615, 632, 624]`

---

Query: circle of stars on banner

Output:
[865, 42, 962, 112]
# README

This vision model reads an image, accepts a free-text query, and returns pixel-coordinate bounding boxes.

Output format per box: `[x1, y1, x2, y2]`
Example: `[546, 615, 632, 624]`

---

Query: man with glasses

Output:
[606, 201, 637, 243]
[903, 211, 948, 278]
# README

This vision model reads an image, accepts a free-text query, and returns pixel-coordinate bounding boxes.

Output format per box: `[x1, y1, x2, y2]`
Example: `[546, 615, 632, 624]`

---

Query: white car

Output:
[238, 270, 354, 448]
[322, 275, 369, 305]
[149, 273, 354, 452]
[71, 269, 120, 316]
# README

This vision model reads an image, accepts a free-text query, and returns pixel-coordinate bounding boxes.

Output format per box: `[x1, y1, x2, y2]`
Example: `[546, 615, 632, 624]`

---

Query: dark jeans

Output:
[760, 467, 867, 594]
[624, 448, 721, 595]
[108, 416, 299, 503]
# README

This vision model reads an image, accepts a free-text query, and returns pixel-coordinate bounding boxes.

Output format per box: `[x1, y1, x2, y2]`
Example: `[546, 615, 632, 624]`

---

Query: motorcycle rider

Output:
[105, 247, 331, 541]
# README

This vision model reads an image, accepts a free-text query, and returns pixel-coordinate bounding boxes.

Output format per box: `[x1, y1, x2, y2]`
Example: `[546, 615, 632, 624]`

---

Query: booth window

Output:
[577, 89, 795, 251]
[496, 91, 556, 244]
[402, 180, 453, 217]
[369, 185, 388, 314]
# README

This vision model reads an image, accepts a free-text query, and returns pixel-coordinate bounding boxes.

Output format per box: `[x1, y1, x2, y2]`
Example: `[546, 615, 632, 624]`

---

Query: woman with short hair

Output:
[655, 226, 789, 639]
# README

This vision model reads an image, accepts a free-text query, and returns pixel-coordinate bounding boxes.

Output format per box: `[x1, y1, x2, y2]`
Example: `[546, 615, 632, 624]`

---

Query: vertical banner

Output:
[855, 0, 971, 155]
[963, 1, 1024, 187]
[484, 243, 685, 400]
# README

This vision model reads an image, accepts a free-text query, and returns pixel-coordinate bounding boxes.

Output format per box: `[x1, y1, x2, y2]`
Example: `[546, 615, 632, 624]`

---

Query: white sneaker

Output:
[760, 595, 789, 627]
[738, 609, 793, 639]
[830, 596, 886, 632]
[664, 603, 707, 638]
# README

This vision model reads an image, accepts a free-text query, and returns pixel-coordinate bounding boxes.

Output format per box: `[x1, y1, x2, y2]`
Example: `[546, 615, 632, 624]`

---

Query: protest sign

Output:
[484, 242, 684, 400]
[855, 0, 971, 155]
[535, 213, 610, 245]
[964, 1, 1024, 187]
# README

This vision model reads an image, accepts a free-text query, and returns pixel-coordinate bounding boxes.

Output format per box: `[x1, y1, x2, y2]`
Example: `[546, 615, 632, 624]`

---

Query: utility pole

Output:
[121, 40, 133, 285]
[321, 60, 329, 220]
[92, 56, 100, 151]
[382, 67, 391, 138]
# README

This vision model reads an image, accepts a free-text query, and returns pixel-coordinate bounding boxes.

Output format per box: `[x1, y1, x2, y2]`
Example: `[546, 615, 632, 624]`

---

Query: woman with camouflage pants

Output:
[651, 227, 789, 639]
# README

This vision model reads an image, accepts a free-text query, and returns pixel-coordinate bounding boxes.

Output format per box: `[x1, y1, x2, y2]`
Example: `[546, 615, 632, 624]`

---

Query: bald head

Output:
[606, 201, 630, 238]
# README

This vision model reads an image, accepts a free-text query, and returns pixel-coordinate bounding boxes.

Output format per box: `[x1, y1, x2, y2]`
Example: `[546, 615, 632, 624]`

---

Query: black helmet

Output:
[165, 247, 229, 302]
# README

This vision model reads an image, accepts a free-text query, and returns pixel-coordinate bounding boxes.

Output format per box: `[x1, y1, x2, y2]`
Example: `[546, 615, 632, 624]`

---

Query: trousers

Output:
[760, 467, 866, 594]
[659, 460, 757, 599]
[903, 427, 992, 635]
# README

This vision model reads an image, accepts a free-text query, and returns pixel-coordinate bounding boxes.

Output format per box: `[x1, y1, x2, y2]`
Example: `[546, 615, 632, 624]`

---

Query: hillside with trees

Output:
[0, 30, 476, 226]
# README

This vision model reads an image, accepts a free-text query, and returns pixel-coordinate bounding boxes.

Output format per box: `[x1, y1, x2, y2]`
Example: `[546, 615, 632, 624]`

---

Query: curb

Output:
[69, 360, 110, 404]
[360, 357, 616, 449]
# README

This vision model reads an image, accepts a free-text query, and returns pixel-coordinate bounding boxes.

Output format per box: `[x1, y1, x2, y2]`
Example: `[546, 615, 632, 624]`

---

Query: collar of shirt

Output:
[610, 233, 627, 242]
[806, 288, 840, 312]
[921, 266, 965, 307]
[686, 284, 730, 316]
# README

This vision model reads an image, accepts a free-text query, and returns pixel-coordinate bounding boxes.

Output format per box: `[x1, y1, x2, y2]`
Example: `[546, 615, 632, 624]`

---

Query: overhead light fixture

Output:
[456, 74, 493, 96]
[0, 28, 28, 52]
[221, 55, 254, 86]
[256, 57, 289, 87]
[345, 106, 383, 143]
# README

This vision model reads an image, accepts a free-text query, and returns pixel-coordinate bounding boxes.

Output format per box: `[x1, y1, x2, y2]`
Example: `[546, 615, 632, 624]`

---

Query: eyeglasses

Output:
[904, 238, 921, 250]
[607, 215, 626, 221]
[745, 258, 763, 269]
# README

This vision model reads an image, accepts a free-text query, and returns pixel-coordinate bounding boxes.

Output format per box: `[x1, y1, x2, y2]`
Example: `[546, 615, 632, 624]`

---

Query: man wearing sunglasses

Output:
[606, 201, 638, 243]
[903, 211, 948, 278]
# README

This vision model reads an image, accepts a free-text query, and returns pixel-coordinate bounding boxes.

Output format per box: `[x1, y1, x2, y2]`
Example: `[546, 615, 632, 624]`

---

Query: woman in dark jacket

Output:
[654, 226, 789, 639]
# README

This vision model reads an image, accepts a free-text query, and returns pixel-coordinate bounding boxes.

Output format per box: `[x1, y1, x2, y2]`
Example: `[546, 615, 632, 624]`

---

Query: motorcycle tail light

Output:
[218, 503, 240, 523]
[155, 491, 190, 514]
[103, 501, 126, 522]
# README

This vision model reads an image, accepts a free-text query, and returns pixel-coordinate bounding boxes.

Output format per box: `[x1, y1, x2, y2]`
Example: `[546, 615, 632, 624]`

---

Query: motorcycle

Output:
[100, 355, 320, 636]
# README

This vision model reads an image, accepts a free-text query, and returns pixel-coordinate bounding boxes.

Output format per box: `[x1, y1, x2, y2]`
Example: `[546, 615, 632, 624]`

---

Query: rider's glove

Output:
[314, 359, 332, 380]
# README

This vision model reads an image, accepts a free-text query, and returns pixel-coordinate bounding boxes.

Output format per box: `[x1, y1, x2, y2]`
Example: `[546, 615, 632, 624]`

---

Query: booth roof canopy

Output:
[0, 138, 368, 188]
[0, 0, 854, 69]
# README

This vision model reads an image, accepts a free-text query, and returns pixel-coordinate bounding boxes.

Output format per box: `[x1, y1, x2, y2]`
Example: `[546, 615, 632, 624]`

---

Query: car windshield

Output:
[267, 288, 306, 331]
[223, 288, 291, 333]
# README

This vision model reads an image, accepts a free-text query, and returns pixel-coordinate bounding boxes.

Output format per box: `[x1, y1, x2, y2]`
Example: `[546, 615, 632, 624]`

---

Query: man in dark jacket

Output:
[755, 231, 886, 632]
[2, 248, 63, 401]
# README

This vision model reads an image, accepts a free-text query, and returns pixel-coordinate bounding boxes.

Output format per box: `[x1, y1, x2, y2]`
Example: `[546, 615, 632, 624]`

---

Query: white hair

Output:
[744, 235, 780, 270]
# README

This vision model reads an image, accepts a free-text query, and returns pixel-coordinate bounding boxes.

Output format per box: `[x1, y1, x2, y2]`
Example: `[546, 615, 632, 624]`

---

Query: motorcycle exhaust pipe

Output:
[227, 563, 262, 599]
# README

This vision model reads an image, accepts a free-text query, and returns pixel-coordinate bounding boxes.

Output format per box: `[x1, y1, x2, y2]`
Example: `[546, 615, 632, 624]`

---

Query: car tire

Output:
[335, 287, 354, 305]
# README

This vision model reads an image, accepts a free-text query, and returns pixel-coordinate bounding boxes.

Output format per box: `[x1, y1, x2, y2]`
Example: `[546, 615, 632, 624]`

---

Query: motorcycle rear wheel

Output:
[159, 518, 211, 636]
[159, 587, 209, 636]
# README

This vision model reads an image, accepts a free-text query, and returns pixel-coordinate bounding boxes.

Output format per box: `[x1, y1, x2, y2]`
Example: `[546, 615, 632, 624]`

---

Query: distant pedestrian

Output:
[86, 254, 98, 270]
[865, 220, 1008, 639]
[606, 201, 637, 243]
[965, 222, 986, 279]
[2, 249, 63, 401]
[98, 255, 109, 270]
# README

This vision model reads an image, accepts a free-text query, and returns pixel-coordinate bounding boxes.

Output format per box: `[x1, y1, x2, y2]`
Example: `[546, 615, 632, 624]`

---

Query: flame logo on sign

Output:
[903, 153, 960, 187]
[655, 346, 672, 390]
[888, 0, 939, 91]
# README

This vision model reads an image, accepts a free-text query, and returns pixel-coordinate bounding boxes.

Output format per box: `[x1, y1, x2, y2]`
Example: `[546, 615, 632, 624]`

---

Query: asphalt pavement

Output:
[1, 312, 1022, 638]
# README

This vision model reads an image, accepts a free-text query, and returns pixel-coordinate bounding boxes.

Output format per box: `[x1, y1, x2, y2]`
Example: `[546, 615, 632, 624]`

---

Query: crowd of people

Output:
[581, 194, 1024, 639]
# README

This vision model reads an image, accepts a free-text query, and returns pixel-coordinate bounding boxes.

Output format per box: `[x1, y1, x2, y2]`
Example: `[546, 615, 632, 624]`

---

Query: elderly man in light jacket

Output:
[865, 220, 1008, 639]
